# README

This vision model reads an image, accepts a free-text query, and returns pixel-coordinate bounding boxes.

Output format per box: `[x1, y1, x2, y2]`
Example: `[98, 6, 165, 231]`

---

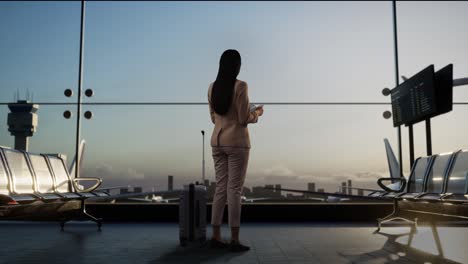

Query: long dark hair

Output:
[211, 49, 241, 115]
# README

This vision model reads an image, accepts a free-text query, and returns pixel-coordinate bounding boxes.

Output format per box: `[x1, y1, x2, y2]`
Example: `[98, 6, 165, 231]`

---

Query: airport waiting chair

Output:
[376, 150, 468, 231]
[374, 156, 429, 230]
[0, 146, 109, 230]
[441, 152, 468, 203]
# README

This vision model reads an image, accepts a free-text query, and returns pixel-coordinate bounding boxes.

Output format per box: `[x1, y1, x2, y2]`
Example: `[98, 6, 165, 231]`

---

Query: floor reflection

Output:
[340, 225, 465, 264]
[0, 222, 466, 264]
[149, 242, 249, 264]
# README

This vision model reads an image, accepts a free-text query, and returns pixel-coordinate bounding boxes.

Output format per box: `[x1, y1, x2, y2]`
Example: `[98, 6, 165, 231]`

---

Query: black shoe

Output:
[229, 240, 250, 252]
[209, 238, 228, 249]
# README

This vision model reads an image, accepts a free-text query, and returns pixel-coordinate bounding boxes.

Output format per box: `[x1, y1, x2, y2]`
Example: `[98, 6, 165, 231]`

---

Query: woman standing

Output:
[208, 49, 263, 251]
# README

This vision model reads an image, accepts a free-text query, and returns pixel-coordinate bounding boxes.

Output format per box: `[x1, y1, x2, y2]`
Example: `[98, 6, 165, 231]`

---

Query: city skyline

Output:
[117, 176, 356, 200]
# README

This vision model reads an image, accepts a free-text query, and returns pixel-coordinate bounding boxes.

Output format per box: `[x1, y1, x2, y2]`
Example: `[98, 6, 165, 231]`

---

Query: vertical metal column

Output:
[409, 125, 415, 168]
[392, 0, 404, 177]
[201, 130, 205, 182]
[426, 119, 432, 155]
[75, 0, 86, 178]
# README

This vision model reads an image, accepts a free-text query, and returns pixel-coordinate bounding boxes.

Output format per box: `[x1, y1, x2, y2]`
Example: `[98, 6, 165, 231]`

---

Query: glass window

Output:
[4, 150, 34, 193]
[425, 153, 451, 193]
[446, 151, 468, 194]
[80, 105, 401, 198]
[29, 155, 54, 193]
[0, 1, 81, 103]
[83, 1, 394, 102]
[3, 1, 468, 204]
[0, 105, 77, 184]
[0, 156, 9, 194]
[398, 1, 468, 102]
[48, 156, 70, 193]
[408, 157, 430, 193]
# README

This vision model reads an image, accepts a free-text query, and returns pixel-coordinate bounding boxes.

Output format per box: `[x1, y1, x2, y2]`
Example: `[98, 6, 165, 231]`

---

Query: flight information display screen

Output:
[391, 65, 436, 127]
[433, 64, 453, 116]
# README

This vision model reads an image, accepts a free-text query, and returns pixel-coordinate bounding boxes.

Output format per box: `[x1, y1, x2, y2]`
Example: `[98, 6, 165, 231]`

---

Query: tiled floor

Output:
[0, 222, 466, 264]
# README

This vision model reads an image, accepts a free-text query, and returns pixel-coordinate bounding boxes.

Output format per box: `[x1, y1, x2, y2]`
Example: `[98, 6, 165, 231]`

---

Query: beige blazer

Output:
[208, 80, 258, 148]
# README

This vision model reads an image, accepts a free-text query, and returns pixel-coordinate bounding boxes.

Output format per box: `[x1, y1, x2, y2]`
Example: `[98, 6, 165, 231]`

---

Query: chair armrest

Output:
[72, 177, 102, 193]
[441, 193, 453, 199]
[377, 177, 406, 193]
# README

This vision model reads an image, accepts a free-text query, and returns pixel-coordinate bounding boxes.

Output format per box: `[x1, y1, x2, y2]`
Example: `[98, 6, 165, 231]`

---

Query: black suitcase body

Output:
[179, 183, 207, 246]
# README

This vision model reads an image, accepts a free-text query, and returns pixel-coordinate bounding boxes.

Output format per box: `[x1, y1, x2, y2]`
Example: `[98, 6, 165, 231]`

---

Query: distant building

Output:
[341, 182, 347, 194]
[251, 185, 275, 198]
[308, 183, 316, 192]
[274, 184, 282, 197]
[242, 186, 252, 197]
[347, 180, 352, 195]
[317, 188, 325, 193]
[120, 188, 129, 194]
[134, 187, 142, 193]
[7, 100, 39, 152]
[204, 179, 209, 187]
[251, 186, 264, 197]
[358, 189, 364, 196]
[168, 175, 174, 191]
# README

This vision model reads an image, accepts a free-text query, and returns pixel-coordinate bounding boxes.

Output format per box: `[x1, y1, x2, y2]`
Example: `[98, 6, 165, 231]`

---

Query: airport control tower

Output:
[7, 100, 39, 152]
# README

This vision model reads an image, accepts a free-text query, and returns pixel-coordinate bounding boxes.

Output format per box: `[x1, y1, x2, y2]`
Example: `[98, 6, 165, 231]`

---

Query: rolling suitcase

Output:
[179, 183, 207, 246]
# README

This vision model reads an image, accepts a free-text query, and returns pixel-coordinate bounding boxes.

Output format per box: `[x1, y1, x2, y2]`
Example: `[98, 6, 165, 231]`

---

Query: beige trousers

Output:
[211, 146, 250, 227]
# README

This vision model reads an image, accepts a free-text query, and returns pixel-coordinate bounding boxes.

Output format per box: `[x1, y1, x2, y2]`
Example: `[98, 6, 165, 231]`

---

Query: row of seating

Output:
[0, 146, 109, 204]
[371, 150, 468, 202]
[375, 149, 468, 231]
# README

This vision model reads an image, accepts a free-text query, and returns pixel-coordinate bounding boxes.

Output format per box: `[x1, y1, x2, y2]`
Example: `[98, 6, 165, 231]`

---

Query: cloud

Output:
[247, 165, 313, 188]
[352, 171, 385, 180]
[82, 164, 145, 180]
[263, 175, 301, 182]
[261, 165, 295, 177]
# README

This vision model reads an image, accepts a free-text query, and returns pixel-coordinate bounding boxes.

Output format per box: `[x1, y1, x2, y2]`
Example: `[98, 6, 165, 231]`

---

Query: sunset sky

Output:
[1, 1, 468, 192]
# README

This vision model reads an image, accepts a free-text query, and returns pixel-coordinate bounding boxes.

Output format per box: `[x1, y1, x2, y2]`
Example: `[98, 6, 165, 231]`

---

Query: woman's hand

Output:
[255, 106, 264, 116]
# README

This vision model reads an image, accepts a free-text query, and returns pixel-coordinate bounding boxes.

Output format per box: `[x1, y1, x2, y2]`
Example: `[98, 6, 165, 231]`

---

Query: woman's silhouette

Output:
[208, 49, 263, 251]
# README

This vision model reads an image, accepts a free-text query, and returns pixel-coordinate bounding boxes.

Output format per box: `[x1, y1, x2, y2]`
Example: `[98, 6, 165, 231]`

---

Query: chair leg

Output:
[377, 213, 396, 231]
[377, 216, 418, 232]
[376, 200, 418, 232]
[81, 200, 102, 231]
[376, 199, 398, 231]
